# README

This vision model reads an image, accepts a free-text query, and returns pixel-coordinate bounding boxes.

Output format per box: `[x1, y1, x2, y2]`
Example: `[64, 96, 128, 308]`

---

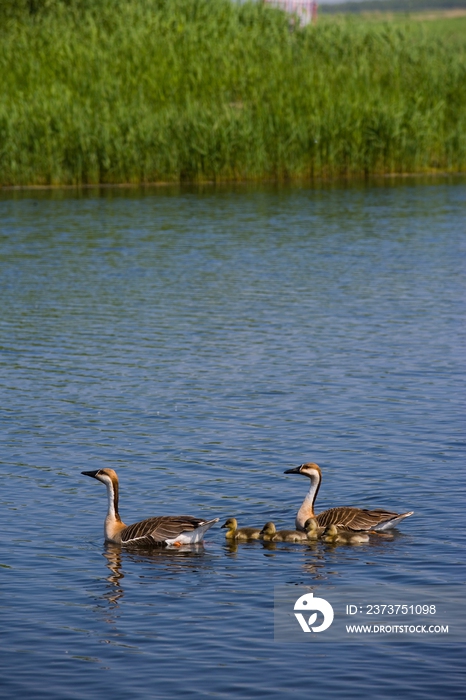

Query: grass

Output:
[0, 0, 465, 185]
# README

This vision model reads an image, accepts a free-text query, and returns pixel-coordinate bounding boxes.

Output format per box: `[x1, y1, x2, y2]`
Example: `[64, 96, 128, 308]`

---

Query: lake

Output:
[0, 179, 465, 699]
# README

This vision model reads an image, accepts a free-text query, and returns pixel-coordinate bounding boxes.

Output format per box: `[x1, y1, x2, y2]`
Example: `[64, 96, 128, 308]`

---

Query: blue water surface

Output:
[0, 179, 465, 699]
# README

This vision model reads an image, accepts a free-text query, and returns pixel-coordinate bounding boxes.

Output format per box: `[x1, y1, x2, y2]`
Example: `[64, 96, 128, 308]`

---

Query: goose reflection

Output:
[103, 544, 125, 607]
[101, 542, 210, 609]
[223, 536, 281, 556]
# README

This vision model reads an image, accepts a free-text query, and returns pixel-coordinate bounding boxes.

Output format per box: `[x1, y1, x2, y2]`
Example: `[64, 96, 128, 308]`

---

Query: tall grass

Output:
[0, 0, 465, 184]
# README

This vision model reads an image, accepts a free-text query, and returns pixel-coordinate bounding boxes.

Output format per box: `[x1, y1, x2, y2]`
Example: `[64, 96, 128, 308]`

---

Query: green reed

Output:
[0, 0, 465, 184]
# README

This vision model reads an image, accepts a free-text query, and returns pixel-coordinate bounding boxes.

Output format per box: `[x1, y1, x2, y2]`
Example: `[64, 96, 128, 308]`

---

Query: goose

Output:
[321, 524, 340, 544]
[284, 463, 413, 532]
[82, 468, 218, 546]
[259, 522, 277, 542]
[221, 518, 261, 541]
[303, 517, 324, 541]
[322, 524, 369, 545]
[259, 522, 308, 543]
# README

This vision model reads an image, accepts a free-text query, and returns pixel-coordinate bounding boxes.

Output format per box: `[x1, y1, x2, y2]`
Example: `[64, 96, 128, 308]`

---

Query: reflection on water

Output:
[102, 543, 212, 608]
[0, 182, 465, 700]
[102, 545, 125, 608]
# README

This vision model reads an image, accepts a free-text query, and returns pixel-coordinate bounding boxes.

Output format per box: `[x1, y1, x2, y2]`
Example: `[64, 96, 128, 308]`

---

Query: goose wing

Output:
[316, 507, 411, 531]
[120, 515, 208, 545]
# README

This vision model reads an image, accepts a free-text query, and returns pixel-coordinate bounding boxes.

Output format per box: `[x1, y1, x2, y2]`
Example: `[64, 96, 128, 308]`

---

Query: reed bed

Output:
[0, 0, 465, 184]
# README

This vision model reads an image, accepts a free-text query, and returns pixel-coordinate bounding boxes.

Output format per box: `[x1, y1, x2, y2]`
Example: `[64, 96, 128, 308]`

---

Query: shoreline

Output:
[1, 170, 465, 192]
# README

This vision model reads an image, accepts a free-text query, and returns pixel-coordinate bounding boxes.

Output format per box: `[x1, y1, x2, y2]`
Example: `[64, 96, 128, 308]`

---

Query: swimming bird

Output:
[82, 468, 218, 546]
[259, 522, 308, 543]
[259, 522, 277, 541]
[221, 518, 261, 541]
[322, 524, 369, 545]
[303, 517, 324, 541]
[284, 463, 413, 532]
[321, 524, 340, 544]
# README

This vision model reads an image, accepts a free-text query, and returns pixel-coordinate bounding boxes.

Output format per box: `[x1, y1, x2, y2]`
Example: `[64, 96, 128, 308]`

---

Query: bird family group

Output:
[82, 462, 413, 547]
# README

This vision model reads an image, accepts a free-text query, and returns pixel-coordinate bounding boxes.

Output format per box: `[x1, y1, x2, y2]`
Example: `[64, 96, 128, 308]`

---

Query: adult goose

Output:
[284, 463, 413, 532]
[82, 468, 218, 546]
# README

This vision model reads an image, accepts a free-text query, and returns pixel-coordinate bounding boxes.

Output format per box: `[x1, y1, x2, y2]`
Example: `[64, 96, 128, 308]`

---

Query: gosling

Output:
[322, 524, 369, 545]
[303, 517, 324, 541]
[221, 518, 261, 541]
[259, 522, 308, 543]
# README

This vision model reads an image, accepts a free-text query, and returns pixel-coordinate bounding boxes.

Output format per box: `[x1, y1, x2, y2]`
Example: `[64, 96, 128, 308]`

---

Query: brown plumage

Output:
[82, 468, 218, 546]
[119, 515, 214, 546]
[314, 507, 403, 530]
[284, 463, 413, 532]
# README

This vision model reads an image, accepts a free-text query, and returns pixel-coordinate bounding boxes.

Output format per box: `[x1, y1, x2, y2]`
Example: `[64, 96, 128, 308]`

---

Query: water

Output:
[0, 179, 465, 699]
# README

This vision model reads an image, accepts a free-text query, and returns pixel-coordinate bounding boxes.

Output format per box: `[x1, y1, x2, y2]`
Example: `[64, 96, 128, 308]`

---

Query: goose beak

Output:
[220, 522, 227, 528]
[284, 466, 302, 474]
[82, 470, 101, 479]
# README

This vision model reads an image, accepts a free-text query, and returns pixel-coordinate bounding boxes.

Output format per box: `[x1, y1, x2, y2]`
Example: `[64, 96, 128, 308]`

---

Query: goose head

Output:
[284, 462, 321, 479]
[82, 468, 118, 488]
[304, 517, 319, 534]
[324, 524, 339, 537]
[221, 518, 238, 530]
[260, 522, 276, 536]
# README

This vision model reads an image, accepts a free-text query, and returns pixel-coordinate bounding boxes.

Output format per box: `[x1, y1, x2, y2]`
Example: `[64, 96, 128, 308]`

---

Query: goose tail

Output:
[166, 518, 219, 545]
[373, 511, 414, 531]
